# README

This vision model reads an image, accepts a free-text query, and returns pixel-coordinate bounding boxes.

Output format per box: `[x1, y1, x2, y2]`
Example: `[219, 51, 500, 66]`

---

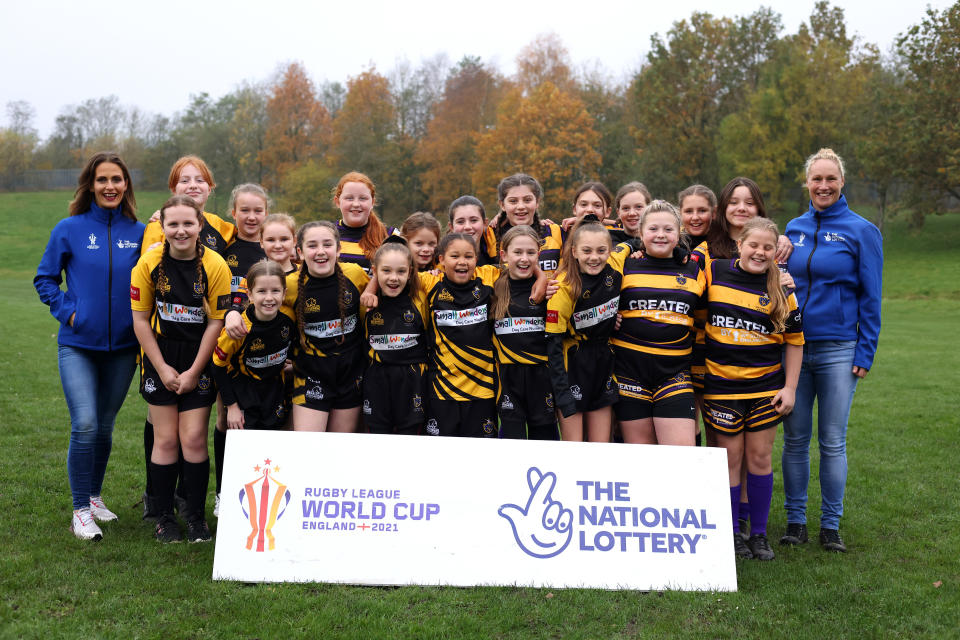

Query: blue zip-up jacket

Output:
[34, 203, 146, 351]
[785, 195, 883, 370]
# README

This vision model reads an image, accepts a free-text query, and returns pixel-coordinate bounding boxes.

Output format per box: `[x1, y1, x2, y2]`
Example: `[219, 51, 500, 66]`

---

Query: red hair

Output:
[334, 171, 389, 263]
[167, 155, 216, 192]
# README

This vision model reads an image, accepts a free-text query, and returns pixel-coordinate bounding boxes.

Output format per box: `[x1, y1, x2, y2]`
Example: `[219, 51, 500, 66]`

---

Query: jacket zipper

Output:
[800, 213, 821, 318]
[107, 215, 113, 350]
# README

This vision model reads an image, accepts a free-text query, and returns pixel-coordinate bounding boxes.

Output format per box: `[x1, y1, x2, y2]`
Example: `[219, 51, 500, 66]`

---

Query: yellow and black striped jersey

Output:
[284, 263, 369, 358]
[365, 290, 429, 365]
[703, 258, 804, 400]
[421, 264, 500, 401]
[609, 243, 707, 383]
[689, 240, 720, 374]
[141, 212, 236, 257]
[493, 276, 548, 365]
[483, 222, 565, 277]
[223, 237, 267, 310]
[130, 245, 231, 342]
[211, 306, 296, 404]
[546, 263, 622, 355]
[336, 219, 399, 274]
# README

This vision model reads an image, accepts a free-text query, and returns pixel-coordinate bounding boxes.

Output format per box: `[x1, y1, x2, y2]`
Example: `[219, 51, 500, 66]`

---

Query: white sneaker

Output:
[89, 496, 118, 522]
[71, 508, 103, 541]
[213, 493, 221, 518]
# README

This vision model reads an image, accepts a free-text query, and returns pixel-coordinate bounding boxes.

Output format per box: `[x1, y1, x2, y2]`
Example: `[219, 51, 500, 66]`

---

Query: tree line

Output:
[2, 2, 957, 231]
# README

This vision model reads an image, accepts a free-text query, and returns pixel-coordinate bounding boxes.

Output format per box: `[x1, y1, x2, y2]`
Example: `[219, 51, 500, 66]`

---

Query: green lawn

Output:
[1, 192, 957, 638]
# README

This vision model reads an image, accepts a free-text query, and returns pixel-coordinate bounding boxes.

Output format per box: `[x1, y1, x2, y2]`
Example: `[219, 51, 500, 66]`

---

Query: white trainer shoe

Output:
[89, 496, 118, 522]
[71, 508, 103, 541]
[213, 493, 221, 518]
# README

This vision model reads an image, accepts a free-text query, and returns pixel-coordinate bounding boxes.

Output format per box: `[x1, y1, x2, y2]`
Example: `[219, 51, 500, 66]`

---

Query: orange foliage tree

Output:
[261, 62, 331, 190]
[472, 82, 601, 218]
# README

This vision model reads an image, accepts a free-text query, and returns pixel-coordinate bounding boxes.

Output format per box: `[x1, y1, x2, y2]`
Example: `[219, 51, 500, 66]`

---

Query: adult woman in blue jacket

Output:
[780, 148, 883, 552]
[35, 152, 146, 540]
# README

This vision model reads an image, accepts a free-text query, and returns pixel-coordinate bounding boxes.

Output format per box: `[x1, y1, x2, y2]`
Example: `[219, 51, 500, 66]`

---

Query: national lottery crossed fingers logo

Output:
[498, 467, 573, 558]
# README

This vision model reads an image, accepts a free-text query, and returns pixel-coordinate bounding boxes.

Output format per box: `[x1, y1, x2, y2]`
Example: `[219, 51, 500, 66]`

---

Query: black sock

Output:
[214, 428, 226, 493]
[174, 446, 187, 500]
[150, 461, 178, 516]
[144, 420, 154, 494]
[182, 459, 210, 521]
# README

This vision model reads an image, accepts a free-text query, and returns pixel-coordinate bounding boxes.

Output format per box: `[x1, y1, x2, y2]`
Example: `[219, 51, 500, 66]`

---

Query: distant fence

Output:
[4, 169, 144, 191]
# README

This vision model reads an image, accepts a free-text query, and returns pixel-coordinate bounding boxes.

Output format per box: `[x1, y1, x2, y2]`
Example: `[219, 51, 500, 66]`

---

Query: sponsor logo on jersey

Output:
[540, 258, 558, 272]
[626, 299, 690, 314]
[546, 309, 559, 324]
[216, 294, 232, 310]
[413, 394, 423, 412]
[250, 338, 265, 351]
[570, 385, 583, 401]
[194, 281, 206, 296]
[572, 298, 619, 330]
[370, 312, 385, 326]
[305, 385, 325, 400]
[205, 233, 217, 248]
[711, 314, 770, 334]
[617, 381, 647, 398]
[245, 348, 289, 369]
[157, 300, 205, 323]
[710, 409, 736, 424]
[116, 239, 139, 249]
[304, 315, 358, 339]
[226, 254, 239, 268]
[437, 289, 454, 302]
[156, 275, 171, 295]
[197, 374, 212, 393]
[143, 378, 157, 394]
[343, 290, 354, 305]
[280, 325, 290, 340]
[823, 232, 846, 242]
[795, 232, 806, 247]
[369, 333, 419, 350]
[500, 395, 514, 410]
[676, 274, 687, 285]
[86, 233, 99, 250]
[434, 305, 487, 327]
[231, 275, 243, 292]
[425, 418, 439, 435]
[304, 298, 323, 313]
[494, 316, 545, 334]
[402, 309, 416, 324]
[214, 345, 227, 360]
[472, 286, 481, 300]
[130, 285, 140, 301]
[604, 274, 614, 288]
[758, 294, 770, 307]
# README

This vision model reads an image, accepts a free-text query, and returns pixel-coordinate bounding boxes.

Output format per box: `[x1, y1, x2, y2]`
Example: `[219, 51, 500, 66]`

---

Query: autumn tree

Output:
[416, 56, 505, 210]
[0, 101, 38, 188]
[472, 82, 600, 216]
[578, 69, 635, 192]
[895, 2, 960, 225]
[261, 62, 331, 190]
[516, 33, 575, 92]
[229, 82, 269, 185]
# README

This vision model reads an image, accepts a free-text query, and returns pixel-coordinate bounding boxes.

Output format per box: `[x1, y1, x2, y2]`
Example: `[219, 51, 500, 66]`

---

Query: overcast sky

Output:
[4, 0, 951, 139]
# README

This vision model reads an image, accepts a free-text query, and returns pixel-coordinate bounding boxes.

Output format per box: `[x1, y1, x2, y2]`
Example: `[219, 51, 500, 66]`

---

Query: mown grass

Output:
[1, 192, 957, 639]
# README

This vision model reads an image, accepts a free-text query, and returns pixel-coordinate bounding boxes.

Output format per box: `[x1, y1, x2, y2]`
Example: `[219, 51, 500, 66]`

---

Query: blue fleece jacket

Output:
[785, 194, 883, 370]
[34, 203, 145, 351]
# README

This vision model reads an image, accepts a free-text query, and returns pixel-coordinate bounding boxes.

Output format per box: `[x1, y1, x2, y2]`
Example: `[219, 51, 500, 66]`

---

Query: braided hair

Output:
[295, 221, 349, 347]
[156, 195, 206, 309]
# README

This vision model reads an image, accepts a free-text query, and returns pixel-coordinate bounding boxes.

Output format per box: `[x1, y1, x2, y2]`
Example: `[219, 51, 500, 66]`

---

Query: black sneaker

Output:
[819, 528, 847, 553]
[185, 517, 212, 543]
[780, 523, 809, 546]
[155, 513, 183, 543]
[748, 534, 775, 560]
[142, 492, 160, 522]
[734, 534, 753, 559]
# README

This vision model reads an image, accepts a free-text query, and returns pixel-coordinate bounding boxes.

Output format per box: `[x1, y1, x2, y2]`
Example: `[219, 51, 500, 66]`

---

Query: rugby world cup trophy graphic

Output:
[241, 458, 292, 552]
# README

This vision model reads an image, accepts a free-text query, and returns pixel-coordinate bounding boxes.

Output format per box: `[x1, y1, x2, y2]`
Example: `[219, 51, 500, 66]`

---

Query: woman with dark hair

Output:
[35, 151, 145, 540]
[780, 148, 883, 553]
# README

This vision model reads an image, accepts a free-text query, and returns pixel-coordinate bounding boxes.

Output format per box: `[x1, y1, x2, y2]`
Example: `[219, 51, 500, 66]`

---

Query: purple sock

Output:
[739, 501, 750, 523]
[747, 472, 774, 536]
[730, 485, 741, 532]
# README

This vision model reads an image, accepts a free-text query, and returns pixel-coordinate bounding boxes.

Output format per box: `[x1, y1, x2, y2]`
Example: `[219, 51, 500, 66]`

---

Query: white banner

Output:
[212, 431, 736, 591]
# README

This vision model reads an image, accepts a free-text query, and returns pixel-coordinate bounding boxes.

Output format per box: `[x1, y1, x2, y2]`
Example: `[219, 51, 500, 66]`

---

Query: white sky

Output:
[4, 0, 951, 139]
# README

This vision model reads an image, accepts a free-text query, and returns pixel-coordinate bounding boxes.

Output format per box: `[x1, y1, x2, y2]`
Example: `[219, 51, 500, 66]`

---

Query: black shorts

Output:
[614, 371, 696, 421]
[426, 397, 497, 438]
[363, 362, 427, 435]
[703, 396, 781, 435]
[567, 341, 617, 413]
[231, 374, 288, 430]
[140, 338, 216, 411]
[496, 363, 556, 437]
[293, 350, 364, 412]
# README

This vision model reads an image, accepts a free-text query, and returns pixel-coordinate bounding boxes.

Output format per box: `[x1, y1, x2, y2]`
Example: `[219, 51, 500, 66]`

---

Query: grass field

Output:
[1, 192, 958, 639]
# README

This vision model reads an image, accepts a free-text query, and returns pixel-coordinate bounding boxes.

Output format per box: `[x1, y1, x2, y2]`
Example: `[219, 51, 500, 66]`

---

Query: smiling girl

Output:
[546, 218, 621, 442]
[260, 213, 298, 274]
[447, 196, 494, 265]
[702, 217, 804, 561]
[131, 195, 231, 543]
[334, 172, 396, 273]
[288, 221, 370, 433]
[400, 211, 442, 271]
[484, 174, 565, 277]
[610, 182, 652, 243]
[212, 261, 296, 431]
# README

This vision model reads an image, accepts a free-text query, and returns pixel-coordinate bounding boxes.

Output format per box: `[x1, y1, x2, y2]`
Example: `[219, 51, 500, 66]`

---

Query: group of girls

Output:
[129, 157, 801, 563]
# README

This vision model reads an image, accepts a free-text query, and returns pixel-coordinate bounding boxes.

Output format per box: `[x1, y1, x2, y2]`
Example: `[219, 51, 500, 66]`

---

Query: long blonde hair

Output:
[556, 218, 611, 302]
[491, 225, 541, 320]
[738, 218, 790, 332]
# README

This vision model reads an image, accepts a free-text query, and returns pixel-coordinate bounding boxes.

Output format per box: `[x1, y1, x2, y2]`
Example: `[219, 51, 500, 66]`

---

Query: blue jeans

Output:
[782, 340, 859, 530]
[58, 345, 137, 509]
